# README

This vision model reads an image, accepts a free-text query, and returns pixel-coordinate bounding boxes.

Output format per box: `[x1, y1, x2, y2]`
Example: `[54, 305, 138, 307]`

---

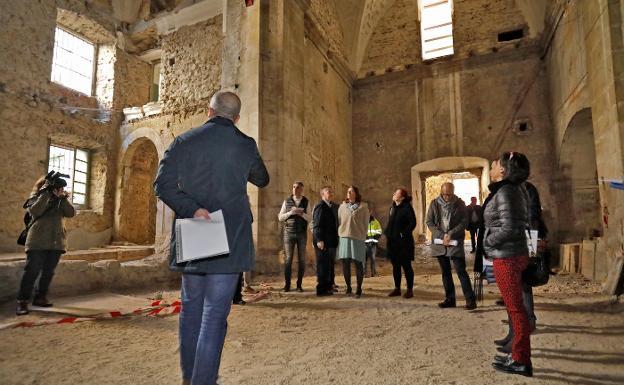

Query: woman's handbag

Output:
[522, 231, 550, 287]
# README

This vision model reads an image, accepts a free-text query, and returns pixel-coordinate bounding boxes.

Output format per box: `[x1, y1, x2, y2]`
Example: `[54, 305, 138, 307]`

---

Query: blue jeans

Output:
[180, 273, 239, 385]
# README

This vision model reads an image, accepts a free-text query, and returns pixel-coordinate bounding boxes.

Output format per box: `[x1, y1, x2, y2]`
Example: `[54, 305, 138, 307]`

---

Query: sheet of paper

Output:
[176, 210, 230, 263]
[433, 239, 459, 246]
[526, 230, 538, 254]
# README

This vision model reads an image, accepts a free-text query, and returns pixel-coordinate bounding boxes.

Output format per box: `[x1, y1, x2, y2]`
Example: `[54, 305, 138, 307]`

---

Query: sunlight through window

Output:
[419, 0, 454, 60]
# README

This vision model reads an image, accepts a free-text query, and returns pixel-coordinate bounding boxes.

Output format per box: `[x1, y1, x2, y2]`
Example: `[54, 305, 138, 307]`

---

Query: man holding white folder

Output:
[426, 182, 476, 310]
[154, 91, 269, 385]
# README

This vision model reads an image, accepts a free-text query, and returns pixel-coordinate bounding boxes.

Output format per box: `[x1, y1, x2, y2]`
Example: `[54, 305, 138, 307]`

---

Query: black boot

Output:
[32, 296, 53, 307]
[492, 359, 532, 377]
[345, 286, 353, 295]
[465, 299, 477, 310]
[492, 354, 511, 365]
[16, 300, 29, 316]
[355, 287, 362, 298]
[438, 298, 456, 308]
[388, 288, 401, 297]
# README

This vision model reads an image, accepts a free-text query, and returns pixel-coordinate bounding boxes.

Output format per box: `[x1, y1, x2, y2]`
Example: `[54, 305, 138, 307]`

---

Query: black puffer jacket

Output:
[483, 180, 529, 259]
[384, 199, 417, 261]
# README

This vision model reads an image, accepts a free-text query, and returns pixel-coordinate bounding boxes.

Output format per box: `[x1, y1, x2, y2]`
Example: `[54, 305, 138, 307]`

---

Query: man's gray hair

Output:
[210, 90, 241, 120]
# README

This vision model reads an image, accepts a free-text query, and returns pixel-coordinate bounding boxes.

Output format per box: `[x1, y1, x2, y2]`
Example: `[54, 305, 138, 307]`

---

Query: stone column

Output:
[254, 0, 309, 272]
[581, 0, 624, 292]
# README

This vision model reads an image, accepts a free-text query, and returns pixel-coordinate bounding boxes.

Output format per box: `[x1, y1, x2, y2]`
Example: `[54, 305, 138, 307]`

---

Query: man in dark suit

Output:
[154, 91, 269, 385]
[312, 186, 339, 296]
[466, 196, 483, 253]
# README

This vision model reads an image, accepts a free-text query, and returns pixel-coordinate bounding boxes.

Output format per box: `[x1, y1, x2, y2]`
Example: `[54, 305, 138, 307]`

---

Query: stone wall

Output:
[545, 0, 590, 154]
[359, 0, 536, 78]
[353, 52, 557, 237]
[359, 0, 420, 77]
[160, 15, 224, 116]
[255, 0, 353, 272]
[0, 1, 124, 252]
[0, 0, 159, 252]
[542, 0, 624, 287]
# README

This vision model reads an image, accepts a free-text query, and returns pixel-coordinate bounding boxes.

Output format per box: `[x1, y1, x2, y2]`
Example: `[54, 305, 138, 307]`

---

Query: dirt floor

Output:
[0, 257, 623, 385]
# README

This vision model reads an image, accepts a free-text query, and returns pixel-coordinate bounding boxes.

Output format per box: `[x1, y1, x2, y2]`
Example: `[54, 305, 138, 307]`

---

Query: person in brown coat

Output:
[16, 174, 75, 315]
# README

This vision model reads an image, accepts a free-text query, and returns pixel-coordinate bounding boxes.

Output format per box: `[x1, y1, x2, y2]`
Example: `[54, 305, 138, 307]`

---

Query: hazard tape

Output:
[0, 300, 180, 330]
[1, 289, 270, 330]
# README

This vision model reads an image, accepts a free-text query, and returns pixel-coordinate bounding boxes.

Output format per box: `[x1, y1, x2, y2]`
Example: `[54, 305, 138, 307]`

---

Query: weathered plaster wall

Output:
[160, 15, 223, 116]
[255, 0, 353, 272]
[453, 0, 531, 58]
[359, 0, 420, 77]
[576, 0, 624, 287]
[115, 50, 152, 109]
[118, 12, 230, 253]
[353, 53, 557, 237]
[307, 0, 347, 64]
[540, 0, 624, 287]
[0, 1, 124, 252]
[545, 1, 590, 155]
[0, 0, 156, 252]
[117, 139, 158, 245]
[359, 0, 536, 78]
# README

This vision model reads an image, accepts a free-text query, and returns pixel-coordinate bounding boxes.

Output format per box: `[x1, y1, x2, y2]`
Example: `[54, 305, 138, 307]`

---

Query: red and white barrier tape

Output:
[1, 288, 271, 330]
[0, 300, 181, 330]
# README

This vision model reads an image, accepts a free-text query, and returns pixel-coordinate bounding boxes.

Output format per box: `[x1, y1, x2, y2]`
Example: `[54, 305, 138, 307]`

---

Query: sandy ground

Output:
[0, 258, 623, 385]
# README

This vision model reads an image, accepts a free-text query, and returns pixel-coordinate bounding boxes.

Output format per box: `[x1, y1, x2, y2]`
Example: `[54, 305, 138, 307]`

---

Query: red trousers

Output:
[494, 255, 531, 364]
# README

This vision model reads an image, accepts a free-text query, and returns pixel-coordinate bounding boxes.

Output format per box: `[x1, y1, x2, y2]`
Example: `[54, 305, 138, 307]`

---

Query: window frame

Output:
[50, 25, 98, 97]
[47, 142, 91, 209]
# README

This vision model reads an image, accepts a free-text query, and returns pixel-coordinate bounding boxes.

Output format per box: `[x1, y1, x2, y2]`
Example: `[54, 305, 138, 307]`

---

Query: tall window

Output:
[50, 27, 96, 95]
[48, 144, 90, 207]
[419, 0, 454, 60]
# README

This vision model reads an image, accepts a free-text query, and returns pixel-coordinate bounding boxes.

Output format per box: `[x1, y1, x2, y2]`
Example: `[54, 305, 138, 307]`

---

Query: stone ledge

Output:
[0, 254, 177, 303]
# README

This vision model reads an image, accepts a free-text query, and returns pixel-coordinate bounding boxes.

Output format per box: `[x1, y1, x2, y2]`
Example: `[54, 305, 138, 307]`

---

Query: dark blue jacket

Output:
[154, 116, 269, 274]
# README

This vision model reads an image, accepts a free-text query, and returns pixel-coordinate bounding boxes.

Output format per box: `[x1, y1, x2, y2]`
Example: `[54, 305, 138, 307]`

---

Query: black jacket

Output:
[482, 180, 529, 259]
[384, 200, 417, 261]
[312, 201, 339, 248]
[466, 204, 483, 229]
[524, 181, 548, 239]
[154, 116, 269, 274]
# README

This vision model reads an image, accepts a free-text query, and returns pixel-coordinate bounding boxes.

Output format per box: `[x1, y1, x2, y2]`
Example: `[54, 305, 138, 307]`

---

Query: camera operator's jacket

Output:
[154, 116, 270, 274]
[25, 190, 75, 252]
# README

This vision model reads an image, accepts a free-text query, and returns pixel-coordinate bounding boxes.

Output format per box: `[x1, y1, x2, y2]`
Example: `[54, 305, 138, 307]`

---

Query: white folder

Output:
[434, 238, 459, 246]
[175, 210, 230, 263]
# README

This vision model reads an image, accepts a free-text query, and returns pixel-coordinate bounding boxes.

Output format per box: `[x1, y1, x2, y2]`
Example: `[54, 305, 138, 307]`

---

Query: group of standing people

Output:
[277, 151, 540, 378]
[16, 88, 540, 383]
[279, 184, 418, 299]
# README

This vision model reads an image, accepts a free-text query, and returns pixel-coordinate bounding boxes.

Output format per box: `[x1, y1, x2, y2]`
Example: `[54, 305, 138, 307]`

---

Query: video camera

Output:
[40, 171, 70, 193]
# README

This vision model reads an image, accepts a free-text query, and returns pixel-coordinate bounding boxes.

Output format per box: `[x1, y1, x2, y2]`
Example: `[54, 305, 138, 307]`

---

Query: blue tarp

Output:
[609, 181, 624, 190]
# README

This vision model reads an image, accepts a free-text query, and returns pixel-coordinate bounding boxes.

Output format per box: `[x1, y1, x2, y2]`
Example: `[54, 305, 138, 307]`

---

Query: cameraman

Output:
[16, 173, 75, 315]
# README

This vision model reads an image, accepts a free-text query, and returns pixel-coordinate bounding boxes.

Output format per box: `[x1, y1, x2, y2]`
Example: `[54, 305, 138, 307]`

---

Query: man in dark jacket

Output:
[312, 186, 339, 296]
[466, 196, 483, 253]
[278, 181, 310, 292]
[426, 182, 476, 310]
[154, 91, 269, 385]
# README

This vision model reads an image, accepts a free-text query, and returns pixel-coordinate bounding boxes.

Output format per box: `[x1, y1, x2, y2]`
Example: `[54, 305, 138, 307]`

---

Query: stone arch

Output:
[411, 156, 490, 237]
[557, 108, 602, 242]
[116, 137, 159, 245]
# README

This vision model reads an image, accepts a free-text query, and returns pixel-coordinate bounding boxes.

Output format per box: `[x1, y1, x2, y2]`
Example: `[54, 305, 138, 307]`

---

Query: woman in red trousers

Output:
[482, 151, 532, 377]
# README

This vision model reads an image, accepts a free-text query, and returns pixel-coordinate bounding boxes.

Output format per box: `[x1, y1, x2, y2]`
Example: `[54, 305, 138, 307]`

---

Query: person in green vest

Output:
[365, 209, 383, 277]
